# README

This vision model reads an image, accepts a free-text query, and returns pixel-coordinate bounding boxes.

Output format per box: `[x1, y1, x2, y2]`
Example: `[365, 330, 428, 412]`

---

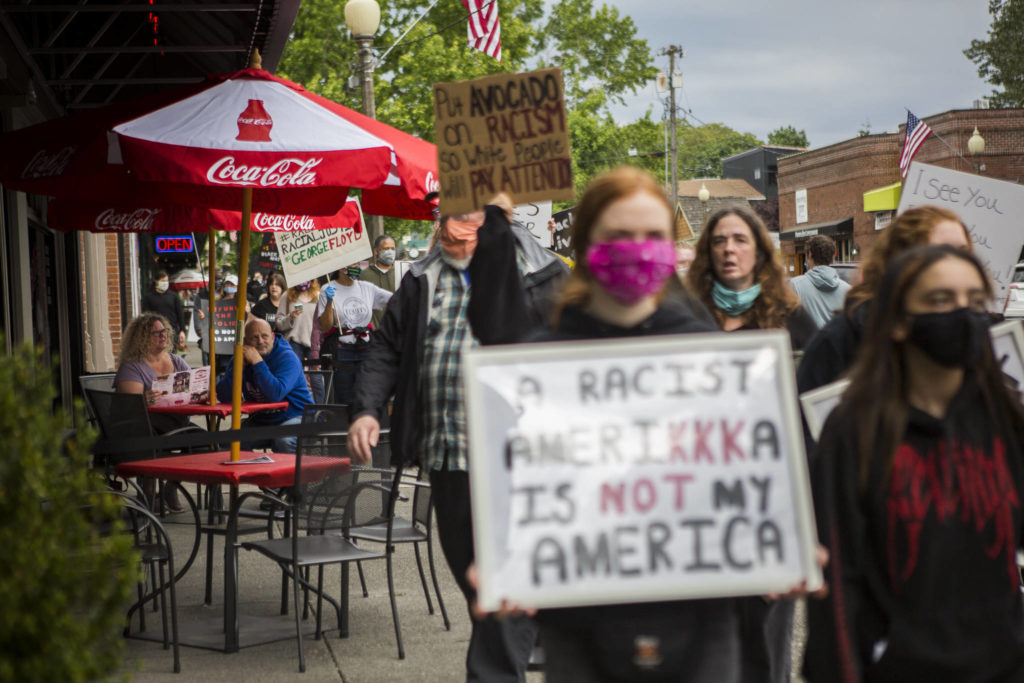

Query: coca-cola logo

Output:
[95, 207, 162, 232]
[425, 171, 440, 194]
[22, 146, 76, 179]
[206, 157, 322, 187]
[253, 213, 317, 232]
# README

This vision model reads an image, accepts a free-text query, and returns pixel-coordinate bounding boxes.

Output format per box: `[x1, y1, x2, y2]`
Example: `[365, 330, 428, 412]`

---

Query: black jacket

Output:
[530, 302, 739, 675]
[142, 289, 185, 338]
[805, 373, 1024, 682]
[796, 306, 867, 394]
[350, 206, 568, 466]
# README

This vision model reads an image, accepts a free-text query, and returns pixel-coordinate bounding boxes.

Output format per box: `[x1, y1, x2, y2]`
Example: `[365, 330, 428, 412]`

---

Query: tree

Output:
[964, 0, 1024, 108]
[767, 125, 809, 148]
[278, 0, 657, 234]
[677, 123, 763, 178]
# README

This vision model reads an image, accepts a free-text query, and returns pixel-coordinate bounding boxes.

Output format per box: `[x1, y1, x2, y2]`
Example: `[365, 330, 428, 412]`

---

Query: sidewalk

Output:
[122, 342, 539, 681]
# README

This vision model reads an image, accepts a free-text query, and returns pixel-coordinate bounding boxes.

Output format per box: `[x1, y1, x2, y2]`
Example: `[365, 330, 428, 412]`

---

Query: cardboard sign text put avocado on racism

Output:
[464, 330, 823, 611]
[433, 68, 574, 215]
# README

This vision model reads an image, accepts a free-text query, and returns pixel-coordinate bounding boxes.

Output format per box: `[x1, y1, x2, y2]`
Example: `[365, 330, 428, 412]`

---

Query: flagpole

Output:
[373, 0, 442, 69]
[903, 106, 973, 170]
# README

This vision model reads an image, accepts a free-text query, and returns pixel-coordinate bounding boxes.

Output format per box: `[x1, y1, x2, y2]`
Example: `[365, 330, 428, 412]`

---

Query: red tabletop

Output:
[148, 401, 289, 418]
[114, 451, 350, 488]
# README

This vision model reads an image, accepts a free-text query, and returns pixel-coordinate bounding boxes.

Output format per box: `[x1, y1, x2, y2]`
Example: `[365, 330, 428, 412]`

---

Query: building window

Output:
[754, 168, 761, 180]
[835, 236, 854, 262]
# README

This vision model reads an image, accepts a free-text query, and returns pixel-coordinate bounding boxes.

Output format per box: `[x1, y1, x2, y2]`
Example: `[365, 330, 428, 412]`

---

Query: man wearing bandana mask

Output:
[348, 195, 568, 681]
[360, 234, 399, 329]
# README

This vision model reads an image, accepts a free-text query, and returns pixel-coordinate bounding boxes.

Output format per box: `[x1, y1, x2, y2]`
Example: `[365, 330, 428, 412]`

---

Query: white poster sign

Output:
[274, 202, 372, 287]
[799, 379, 850, 443]
[899, 162, 1024, 309]
[512, 201, 554, 248]
[990, 320, 1024, 394]
[795, 189, 808, 224]
[465, 331, 822, 611]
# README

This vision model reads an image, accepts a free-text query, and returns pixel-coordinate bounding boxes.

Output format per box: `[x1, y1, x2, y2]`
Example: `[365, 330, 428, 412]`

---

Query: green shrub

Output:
[0, 342, 139, 681]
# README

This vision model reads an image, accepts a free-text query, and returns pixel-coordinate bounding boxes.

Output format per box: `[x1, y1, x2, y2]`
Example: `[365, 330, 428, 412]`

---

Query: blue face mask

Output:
[712, 279, 761, 316]
[224, 286, 237, 295]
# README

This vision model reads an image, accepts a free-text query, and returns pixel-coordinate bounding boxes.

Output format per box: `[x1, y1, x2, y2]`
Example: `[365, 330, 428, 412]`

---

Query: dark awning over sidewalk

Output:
[779, 217, 854, 242]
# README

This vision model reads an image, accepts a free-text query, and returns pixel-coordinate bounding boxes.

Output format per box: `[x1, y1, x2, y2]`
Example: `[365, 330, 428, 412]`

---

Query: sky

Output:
[597, 0, 994, 149]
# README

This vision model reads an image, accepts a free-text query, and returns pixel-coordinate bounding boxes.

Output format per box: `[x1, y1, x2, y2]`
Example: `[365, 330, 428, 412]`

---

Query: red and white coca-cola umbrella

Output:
[47, 196, 364, 234]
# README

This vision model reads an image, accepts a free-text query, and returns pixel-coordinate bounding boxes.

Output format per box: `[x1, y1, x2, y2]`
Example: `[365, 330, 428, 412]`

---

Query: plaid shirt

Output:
[420, 263, 477, 471]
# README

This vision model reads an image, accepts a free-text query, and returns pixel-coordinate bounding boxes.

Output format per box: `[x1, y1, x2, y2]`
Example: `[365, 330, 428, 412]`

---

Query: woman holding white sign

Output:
[502, 167, 740, 681]
[805, 245, 1024, 682]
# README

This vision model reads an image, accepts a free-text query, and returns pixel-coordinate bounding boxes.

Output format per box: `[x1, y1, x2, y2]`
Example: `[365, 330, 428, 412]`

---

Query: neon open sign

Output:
[155, 236, 194, 253]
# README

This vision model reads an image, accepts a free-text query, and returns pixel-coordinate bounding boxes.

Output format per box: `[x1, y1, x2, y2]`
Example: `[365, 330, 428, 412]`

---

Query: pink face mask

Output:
[586, 239, 677, 305]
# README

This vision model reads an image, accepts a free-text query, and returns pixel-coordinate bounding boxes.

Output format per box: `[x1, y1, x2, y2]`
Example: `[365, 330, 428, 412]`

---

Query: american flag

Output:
[899, 110, 933, 179]
[462, 0, 501, 62]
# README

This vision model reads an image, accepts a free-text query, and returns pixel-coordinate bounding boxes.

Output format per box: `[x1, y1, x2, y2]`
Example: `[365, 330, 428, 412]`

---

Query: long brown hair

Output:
[841, 245, 1021, 488]
[286, 278, 320, 304]
[687, 205, 798, 329]
[552, 166, 674, 324]
[845, 205, 971, 316]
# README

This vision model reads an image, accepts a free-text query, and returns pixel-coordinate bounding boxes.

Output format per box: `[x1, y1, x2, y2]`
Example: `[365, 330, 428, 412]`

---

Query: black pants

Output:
[429, 467, 536, 682]
[737, 597, 794, 683]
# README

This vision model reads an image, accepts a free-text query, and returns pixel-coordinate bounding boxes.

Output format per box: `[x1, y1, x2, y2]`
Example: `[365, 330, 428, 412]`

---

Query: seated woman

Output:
[114, 311, 193, 511]
[805, 245, 1024, 681]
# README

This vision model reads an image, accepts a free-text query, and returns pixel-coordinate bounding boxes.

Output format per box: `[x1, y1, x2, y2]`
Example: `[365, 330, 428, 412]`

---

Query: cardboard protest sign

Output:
[433, 68, 574, 215]
[899, 162, 1024, 309]
[551, 207, 574, 257]
[511, 201, 553, 248]
[465, 330, 822, 611]
[196, 298, 237, 354]
[274, 207, 372, 288]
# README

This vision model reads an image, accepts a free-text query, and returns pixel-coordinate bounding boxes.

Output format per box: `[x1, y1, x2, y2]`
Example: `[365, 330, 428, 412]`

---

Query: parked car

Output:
[1004, 262, 1024, 319]
[831, 262, 861, 286]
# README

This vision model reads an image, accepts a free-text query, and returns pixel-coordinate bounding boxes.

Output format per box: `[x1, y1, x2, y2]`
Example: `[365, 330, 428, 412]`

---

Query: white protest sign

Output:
[899, 162, 1024, 309]
[274, 201, 372, 286]
[465, 330, 822, 611]
[512, 201, 553, 248]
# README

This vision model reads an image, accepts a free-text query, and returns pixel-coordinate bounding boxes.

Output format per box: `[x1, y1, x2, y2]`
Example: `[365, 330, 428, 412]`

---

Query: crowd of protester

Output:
[118, 165, 1024, 682]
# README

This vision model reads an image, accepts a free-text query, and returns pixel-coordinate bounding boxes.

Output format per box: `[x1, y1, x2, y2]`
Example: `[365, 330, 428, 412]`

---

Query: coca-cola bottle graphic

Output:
[236, 99, 273, 142]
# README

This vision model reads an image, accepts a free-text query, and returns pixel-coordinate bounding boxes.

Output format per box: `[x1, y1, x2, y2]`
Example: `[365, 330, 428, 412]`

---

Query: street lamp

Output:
[967, 126, 985, 173]
[697, 182, 710, 225]
[345, 0, 383, 240]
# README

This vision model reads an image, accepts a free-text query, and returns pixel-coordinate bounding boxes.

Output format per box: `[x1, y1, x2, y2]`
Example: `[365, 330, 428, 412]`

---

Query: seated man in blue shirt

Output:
[215, 317, 311, 453]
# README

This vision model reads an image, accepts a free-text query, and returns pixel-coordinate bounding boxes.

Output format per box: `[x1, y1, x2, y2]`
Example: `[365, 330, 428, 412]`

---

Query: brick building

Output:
[777, 108, 1024, 276]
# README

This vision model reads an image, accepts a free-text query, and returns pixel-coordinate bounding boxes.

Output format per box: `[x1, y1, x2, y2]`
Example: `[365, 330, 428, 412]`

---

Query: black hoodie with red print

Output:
[804, 372, 1024, 683]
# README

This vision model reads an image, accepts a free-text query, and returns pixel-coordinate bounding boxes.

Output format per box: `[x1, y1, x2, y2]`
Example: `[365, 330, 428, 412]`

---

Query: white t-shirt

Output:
[315, 279, 392, 343]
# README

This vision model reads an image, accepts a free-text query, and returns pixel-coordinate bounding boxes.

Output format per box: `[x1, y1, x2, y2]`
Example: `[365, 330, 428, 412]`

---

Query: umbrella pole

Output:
[208, 229, 217, 406]
[230, 188, 253, 461]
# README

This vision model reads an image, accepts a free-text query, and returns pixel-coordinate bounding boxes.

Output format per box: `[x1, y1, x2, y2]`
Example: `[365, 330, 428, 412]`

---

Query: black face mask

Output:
[906, 307, 991, 368]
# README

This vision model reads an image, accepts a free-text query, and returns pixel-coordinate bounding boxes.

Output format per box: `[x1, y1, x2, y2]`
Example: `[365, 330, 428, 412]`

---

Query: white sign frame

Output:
[991, 319, 1024, 395]
[899, 162, 1024, 310]
[464, 330, 823, 611]
[798, 379, 850, 443]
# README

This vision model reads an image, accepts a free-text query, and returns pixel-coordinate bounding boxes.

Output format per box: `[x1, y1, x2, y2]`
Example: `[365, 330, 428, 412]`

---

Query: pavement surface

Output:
[116, 343, 807, 681]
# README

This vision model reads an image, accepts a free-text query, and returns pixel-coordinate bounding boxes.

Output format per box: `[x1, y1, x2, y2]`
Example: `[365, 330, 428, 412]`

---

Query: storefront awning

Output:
[779, 217, 853, 242]
[863, 183, 902, 212]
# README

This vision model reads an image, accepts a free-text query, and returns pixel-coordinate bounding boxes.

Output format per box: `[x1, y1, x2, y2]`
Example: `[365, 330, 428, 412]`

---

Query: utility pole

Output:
[660, 45, 684, 226]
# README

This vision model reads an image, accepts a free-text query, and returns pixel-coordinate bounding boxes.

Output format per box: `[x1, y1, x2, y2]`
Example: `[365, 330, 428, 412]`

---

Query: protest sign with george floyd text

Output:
[464, 330, 822, 611]
[433, 68, 575, 216]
